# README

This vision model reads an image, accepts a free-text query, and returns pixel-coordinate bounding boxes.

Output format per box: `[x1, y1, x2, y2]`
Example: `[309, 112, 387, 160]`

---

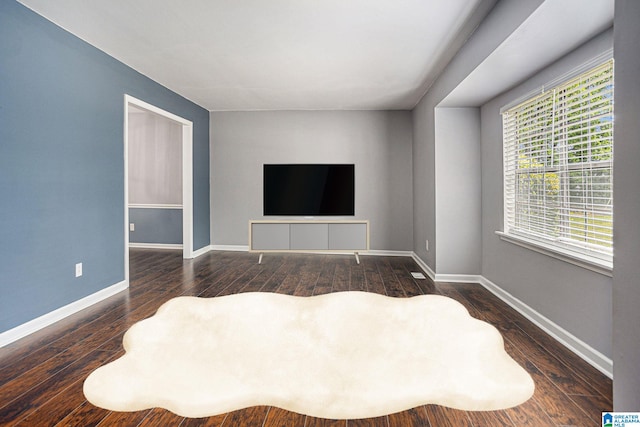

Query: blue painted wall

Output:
[0, 1, 209, 333]
[129, 209, 183, 245]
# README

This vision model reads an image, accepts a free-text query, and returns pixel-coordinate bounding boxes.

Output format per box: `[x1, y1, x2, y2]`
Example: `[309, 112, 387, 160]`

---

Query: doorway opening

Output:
[124, 95, 193, 283]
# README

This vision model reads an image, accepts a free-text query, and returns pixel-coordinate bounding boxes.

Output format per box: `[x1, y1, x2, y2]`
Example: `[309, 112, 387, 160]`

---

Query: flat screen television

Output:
[263, 164, 355, 216]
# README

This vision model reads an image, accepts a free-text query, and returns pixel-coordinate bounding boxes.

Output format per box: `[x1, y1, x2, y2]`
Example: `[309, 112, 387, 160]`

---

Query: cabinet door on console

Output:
[329, 223, 368, 250]
[290, 223, 329, 250]
[251, 223, 290, 250]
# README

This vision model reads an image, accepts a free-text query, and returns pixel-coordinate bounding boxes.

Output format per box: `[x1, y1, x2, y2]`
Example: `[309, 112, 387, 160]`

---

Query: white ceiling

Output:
[16, 0, 614, 112]
[17, 0, 489, 111]
[441, 0, 614, 107]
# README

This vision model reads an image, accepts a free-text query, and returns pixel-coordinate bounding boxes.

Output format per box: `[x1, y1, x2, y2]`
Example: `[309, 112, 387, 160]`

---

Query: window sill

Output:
[495, 231, 613, 277]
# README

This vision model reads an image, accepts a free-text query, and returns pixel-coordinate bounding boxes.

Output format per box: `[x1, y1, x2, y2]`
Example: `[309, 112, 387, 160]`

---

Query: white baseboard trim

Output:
[408, 252, 612, 378]
[434, 273, 484, 283]
[2, 247, 612, 378]
[410, 252, 436, 281]
[129, 243, 183, 250]
[365, 250, 414, 257]
[0, 280, 129, 348]
[210, 244, 250, 252]
[191, 245, 213, 258]
[129, 244, 211, 259]
[478, 276, 613, 378]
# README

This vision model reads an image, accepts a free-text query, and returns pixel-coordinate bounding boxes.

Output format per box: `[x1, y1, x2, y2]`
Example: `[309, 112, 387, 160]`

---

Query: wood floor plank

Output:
[387, 407, 431, 427]
[454, 283, 608, 403]
[261, 257, 296, 293]
[241, 257, 285, 293]
[193, 254, 252, 290]
[466, 409, 514, 426]
[313, 262, 336, 295]
[397, 275, 424, 297]
[137, 408, 185, 426]
[567, 393, 613, 425]
[511, 315, 613, 402]
[294, 257, 323, 296]
[331, 259, 351, 292]
[375, 258, 405, 298]
[14, 378, 91, 426]
[414, 277, 438, 295]
[0, 345, 118, 425]
[0, 251, 612, 427]
[349, 263, 366, 292]
[0, 344, 91, 408]
[452, 285, 612, 397]
[0, 298, 149, 403]
[501, 398, 556, 427]
[304, 417, 346, 427]
[504, 340, 598, 427]
[54, 401, 110, 427]
[526, 367, 598, 427]
[406, 264, 437, 294]
[0, 292, 132, 385]
[504, 324, 600, 397]
[363, 260, 387, 296]
[348, 415, 389, 427]
[263, 407, 306, 427]
[95, 409, 151, 426]
[0, 291, 128, 368]
[455, 283, 604, 426]
[276, 266, 303, 295]
[388, 257, 429, 296]
[220, 406, 269, 426]
[424, 405, 474, 427]
[180, 413, 228, 427]
[293, 278, 318, 296]
[0, 289, 179, 419]
[205, 263, 264, 298]
[186, 256, 251, 297]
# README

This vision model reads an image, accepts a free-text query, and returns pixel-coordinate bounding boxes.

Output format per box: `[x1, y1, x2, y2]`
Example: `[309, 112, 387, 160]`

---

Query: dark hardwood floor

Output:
[0, 249, 612, 426]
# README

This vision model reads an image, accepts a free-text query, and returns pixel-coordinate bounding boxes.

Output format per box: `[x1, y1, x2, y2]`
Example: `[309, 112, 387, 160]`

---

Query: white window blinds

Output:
[502, 60, 614, 262]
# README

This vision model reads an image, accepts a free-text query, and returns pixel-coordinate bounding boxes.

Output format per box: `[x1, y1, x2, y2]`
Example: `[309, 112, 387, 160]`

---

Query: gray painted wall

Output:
[129, 208, 182, 245]
[411, 0, 613, 360]
[612, 0, 640, 410]
[480, 31, 613, 358]
[128, 110, 183, 245]
[412, 0, 544, 271]
[411, 99, 436, 268]
[128, 111, 182, 205]
[435, 108, 481, 275]
[0, 1, 209, 334]
[210, 111, 413, 251]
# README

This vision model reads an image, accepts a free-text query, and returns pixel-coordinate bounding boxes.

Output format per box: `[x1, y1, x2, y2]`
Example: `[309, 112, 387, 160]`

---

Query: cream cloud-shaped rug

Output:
[84, 292, 534, 419]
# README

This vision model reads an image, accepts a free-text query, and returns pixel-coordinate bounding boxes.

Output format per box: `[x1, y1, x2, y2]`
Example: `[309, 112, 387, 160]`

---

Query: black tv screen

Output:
[263, 164, 355, 216]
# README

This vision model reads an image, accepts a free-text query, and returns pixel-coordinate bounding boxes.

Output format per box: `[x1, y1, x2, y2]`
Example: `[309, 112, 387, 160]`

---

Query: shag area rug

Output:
[84, 292, 534, 419]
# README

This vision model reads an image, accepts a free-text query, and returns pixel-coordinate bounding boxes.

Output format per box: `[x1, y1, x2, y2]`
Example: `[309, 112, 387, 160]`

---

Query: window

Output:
[502, 60, 614, 265]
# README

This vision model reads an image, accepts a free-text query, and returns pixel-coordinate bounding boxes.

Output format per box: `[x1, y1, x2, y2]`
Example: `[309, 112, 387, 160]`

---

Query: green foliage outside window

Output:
[504, 60, 613, 257]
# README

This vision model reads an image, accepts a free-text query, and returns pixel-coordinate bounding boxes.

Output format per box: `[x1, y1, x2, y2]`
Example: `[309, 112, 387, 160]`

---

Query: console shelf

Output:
[249, 220, 369, 264]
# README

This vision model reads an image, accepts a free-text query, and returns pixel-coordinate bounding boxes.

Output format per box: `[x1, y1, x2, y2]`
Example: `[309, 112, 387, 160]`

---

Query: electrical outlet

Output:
[129, 223, 135, 232]
[75, 263, 83, 278]
[425, 240, 429, 251]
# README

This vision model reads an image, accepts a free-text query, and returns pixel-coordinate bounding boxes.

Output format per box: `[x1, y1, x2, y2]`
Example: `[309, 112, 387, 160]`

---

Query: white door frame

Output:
[123, 95, 194, 282]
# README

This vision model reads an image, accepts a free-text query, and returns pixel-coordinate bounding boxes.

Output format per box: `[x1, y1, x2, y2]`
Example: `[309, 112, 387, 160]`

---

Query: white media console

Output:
[249, 220, 369, 264]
